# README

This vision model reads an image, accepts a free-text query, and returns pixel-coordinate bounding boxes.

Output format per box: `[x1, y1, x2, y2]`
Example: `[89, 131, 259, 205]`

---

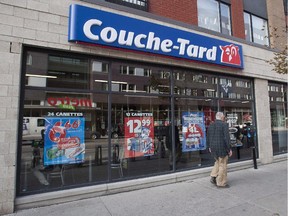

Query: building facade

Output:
[0, 0, 287, 214]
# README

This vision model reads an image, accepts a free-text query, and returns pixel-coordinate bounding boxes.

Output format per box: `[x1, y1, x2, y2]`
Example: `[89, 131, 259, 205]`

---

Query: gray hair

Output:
[215, 112, 224, 120]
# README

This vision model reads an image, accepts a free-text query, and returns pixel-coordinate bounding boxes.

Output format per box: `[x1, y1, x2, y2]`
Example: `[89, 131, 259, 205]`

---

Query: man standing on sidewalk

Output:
[207, 112, 232, 188]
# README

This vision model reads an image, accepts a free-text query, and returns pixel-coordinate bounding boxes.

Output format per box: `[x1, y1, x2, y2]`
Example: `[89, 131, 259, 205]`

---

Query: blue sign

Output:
[68, 4, 244, 69]
[43, 117, 85, 166]
[182, 112, 206, 152]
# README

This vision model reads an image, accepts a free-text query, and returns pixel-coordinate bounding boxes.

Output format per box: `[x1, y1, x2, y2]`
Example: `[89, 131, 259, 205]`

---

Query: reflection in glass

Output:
[244, 12, 269, 46]
[20, 89, 109, 194]
[244, 12, 252, 42]
[220, 3, 231, 35]
[198, 0, 220, 32]
[269, 82, 287, 155]
[252, 15, 269, 46]
[111, 94, 171, 179]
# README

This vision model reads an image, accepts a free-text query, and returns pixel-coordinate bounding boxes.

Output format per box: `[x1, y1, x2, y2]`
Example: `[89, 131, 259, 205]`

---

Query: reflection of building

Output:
[1, 0, 287, 214]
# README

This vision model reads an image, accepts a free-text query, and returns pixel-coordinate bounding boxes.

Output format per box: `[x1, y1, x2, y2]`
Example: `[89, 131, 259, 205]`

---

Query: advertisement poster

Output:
[226, 113, 242, 147]
[182, 112, 206, 152]
[124, 112, 154, 158]
[43, 117, 85, 166]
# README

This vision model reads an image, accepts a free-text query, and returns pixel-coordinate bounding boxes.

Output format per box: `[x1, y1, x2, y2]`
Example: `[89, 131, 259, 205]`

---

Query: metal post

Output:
[95, 145, 102, 165]
[252, 147, 257, 169]
[237, 147, 240, 160]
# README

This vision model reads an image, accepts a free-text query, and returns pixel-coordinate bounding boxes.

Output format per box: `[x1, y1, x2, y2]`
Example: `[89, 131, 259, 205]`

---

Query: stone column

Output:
[254, 79, 273, 164]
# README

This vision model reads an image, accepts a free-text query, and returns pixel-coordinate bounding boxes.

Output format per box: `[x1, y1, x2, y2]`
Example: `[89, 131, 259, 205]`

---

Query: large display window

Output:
[268, 82, 287, 155]
[18, 47, 257, 196]
[172, 70, 256, 171]
[20, 89, 109, 194]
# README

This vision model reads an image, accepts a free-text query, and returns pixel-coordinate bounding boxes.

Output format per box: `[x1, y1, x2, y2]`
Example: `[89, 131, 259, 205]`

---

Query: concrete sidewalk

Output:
[6, 160, 287, 216]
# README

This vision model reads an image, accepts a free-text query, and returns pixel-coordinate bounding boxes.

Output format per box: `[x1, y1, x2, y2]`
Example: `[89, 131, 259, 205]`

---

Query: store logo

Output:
[83, 19, 217, 61]
[47, 97, 92, 108]
[220, 44, 241, 66]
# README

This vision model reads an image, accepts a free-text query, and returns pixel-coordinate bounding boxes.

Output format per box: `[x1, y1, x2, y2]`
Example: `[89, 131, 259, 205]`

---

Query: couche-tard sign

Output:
[68, 4, 244, 69]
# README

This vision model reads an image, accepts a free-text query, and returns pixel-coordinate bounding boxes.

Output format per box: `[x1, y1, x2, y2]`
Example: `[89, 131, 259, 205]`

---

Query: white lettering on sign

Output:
[83, 19, 217, 60]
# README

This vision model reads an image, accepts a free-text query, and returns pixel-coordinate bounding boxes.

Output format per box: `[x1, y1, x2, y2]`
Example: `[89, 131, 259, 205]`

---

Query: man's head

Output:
[215, 112, 225, 121]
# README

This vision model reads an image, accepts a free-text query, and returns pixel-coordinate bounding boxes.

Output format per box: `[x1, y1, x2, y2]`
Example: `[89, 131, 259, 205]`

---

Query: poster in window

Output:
[43, 117, 85, 166]
[124, 112, 154, 158]
[182, 112, 206, 152]
[226, 113, 241, 147]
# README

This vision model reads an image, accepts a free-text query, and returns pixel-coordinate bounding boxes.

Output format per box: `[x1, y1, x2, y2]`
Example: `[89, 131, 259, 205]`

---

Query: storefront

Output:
[16, 3, 263, 197]
[0, 2, 283, 213]
[19, 45, 259, 195]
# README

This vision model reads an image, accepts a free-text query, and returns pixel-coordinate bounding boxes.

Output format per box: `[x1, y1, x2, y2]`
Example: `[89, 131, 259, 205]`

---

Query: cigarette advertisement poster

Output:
[43, 117, 85, 166]
[124, 112, 154, 158]
[182, 112, 206, 152]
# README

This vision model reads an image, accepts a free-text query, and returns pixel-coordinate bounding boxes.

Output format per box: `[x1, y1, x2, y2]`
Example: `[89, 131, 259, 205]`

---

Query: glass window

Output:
[252, 15, 269, 46]
[197, 0, 231, 35]
[92, 61, 108, 73]
[19, 48, 257, 197]
[110, 94, 171, 179]
[105, 0, 148, 11]
[220, 77, 253, 100]
[269, 82, 287, 155]
[174, 70, 218, 98]
[47, 56, 89, 89]
[244, 12, 269, 46]
[20, 88, 109, 194]
[220, 3, 232, 35]
[244, 12, 252, 42]
[113, 63, 170, 94]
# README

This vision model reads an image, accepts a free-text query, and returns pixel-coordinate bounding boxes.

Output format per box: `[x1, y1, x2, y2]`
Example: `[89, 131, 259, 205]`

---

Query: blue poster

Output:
[182, 112, 206, 152]
[43, 117, 85, 166]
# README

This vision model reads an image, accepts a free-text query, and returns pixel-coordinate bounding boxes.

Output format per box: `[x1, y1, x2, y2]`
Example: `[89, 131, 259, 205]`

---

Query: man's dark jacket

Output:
[207, 120, 231, 158]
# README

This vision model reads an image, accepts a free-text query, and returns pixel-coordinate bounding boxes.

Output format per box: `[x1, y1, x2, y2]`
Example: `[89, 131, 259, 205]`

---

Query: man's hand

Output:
[228, 150, 232, 157]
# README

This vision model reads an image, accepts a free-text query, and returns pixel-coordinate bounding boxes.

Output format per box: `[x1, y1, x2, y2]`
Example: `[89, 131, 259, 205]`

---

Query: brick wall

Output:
[149, 0, 247, 39]
[149, 0, 198, 25]
[231, 0, 245, 39]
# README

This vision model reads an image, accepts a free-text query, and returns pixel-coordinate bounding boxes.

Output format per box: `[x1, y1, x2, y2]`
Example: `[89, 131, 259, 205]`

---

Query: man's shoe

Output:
[210, 177, 216, 185]
[217, 184, 230, 188]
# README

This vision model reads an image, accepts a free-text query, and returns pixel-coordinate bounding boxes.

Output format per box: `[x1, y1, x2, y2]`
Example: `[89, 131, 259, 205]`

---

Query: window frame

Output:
[197, 0, 232, 35]
[244, 11, 270, 46]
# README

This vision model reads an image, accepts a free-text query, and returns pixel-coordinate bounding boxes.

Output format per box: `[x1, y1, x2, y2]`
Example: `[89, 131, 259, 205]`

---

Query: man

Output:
[207, 112, 232, 188]
[166, 125, 181, 170]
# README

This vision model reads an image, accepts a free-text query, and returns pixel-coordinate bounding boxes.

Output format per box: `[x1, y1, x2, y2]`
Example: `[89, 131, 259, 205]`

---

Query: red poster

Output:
[124, 112, 154, 158]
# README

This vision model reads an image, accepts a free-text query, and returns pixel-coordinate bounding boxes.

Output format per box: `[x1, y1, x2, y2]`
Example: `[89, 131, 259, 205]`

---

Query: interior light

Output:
[112, 81, 128, 84]
[26, 74, 57, 78]
[94, 79, 107, 83]
[122, 90, 146, 93]
[94, 80, 128, 84]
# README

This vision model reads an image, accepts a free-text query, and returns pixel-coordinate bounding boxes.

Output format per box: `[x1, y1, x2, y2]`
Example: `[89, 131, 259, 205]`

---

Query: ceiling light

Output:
[26, 74, 57, 78]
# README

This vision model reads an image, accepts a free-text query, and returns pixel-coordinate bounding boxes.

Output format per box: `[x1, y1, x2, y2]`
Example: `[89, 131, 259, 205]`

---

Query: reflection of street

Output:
[21, 138, 123, 168]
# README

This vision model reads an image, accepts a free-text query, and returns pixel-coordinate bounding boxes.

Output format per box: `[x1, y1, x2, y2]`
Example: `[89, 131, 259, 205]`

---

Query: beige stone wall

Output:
[266, 0, 287, 50]
[254, 79, 274, 164]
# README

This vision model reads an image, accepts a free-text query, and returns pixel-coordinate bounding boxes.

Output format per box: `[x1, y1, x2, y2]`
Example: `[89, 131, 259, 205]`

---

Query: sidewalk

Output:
[6, 160, 287, 216]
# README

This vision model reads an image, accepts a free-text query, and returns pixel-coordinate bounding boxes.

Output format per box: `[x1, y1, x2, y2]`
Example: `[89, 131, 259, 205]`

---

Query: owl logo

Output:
[219, 44, 241, 66]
